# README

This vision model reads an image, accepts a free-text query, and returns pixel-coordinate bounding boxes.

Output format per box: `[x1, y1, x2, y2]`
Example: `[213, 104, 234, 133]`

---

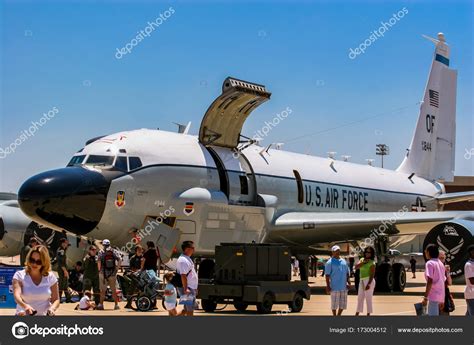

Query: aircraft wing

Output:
[266, 210, 474, 247]
[435, 191, 474, 205]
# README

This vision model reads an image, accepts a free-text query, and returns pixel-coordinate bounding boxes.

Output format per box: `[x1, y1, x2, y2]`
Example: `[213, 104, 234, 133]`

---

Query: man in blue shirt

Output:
[325, 245, 351, 316]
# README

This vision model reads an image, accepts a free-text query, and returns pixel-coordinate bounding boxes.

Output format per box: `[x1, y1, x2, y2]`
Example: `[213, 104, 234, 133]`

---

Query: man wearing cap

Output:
[97, 239, 121, 310]
[325, 245, 351, 316]
[465, 244, 474, 316]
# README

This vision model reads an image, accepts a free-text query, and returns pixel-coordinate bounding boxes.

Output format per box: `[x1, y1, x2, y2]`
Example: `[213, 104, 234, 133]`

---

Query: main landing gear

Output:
[374, 236, 406, 292]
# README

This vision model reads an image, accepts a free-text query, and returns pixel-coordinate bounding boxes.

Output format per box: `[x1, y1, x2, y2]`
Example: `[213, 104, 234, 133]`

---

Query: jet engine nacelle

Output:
[423, 219, 474, 278]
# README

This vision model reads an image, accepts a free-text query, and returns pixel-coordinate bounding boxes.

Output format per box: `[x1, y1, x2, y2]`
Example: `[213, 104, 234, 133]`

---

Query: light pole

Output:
[376, 144, 389, 168]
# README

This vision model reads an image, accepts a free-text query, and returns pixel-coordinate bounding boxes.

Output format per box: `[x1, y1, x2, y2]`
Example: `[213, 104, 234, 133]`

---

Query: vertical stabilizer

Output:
[397, 33, 457, 182]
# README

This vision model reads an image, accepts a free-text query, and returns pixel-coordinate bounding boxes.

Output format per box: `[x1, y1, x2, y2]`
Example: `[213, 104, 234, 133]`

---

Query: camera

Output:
[14, 325, 29, 337]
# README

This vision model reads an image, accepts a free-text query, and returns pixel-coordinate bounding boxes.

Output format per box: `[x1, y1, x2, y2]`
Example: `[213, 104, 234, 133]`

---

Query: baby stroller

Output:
[126, 270, 164, 312]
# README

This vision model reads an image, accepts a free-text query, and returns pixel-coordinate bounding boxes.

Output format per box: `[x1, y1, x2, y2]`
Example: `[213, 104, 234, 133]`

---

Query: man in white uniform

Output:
[177, 240, 198, 316]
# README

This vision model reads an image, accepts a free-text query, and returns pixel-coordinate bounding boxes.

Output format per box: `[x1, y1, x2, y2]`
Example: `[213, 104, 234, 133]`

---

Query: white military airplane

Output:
[18, 33, 473, 291]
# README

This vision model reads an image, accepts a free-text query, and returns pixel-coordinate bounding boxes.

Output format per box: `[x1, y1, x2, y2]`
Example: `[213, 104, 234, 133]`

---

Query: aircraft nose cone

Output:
[18, 167, 110, 235]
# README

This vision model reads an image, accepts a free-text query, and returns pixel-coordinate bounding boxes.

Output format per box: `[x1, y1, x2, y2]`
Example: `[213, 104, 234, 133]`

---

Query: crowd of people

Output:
[12, 238, 199, 317]
[323, 243, 474, 316]
[10, 236, 474, 317]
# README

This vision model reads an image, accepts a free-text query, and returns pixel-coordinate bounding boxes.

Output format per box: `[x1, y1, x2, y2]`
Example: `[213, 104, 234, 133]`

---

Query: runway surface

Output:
[0, 272, 468, 316]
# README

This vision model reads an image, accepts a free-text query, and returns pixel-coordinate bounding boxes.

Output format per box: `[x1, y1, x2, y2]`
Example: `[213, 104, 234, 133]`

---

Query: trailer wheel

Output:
[392, 263, 406, 292]
[288, 292, 304, 313]
[257, 293, 274, 314]
[233, 301, 248, 312]
[201, 299, 217, 312]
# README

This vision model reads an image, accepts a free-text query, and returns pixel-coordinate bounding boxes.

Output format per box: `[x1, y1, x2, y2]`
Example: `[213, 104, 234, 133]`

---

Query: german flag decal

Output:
[183, 202, 194, 216]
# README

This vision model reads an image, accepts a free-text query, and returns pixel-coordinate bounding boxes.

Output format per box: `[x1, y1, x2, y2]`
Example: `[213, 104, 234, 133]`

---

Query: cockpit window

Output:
[115, 156, 128, 171]
[85, 155, 114, 166]
[129, 157, 143, 171]
[67, 155, 86, 166]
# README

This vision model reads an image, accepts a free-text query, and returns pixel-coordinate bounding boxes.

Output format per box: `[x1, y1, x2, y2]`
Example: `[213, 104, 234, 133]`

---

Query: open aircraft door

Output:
[199, 77, 271, 148]
[199, 77, 271, 206]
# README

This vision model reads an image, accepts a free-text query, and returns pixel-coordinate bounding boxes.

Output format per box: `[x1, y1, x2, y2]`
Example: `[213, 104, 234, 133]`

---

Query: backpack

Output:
[170, 271, 184, 288]
[103, 250, 116, 271]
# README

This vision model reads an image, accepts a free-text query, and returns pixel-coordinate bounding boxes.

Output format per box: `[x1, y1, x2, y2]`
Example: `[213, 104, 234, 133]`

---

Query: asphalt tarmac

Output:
[0, 271, 468, 316]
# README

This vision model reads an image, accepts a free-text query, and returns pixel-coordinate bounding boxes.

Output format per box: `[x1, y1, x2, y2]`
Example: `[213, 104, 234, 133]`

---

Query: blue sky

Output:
[0, 0, 472, 192]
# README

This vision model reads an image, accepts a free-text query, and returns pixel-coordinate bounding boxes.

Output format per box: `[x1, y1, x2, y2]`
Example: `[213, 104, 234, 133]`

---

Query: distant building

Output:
[443, 176, 474, 211]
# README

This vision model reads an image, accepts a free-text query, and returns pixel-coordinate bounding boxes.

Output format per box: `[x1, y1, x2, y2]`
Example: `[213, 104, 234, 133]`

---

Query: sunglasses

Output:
[29, 257, 42, 265]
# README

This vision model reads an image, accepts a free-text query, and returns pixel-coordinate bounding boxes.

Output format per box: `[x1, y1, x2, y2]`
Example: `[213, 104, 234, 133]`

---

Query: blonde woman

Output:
[12, 245, 60, 316]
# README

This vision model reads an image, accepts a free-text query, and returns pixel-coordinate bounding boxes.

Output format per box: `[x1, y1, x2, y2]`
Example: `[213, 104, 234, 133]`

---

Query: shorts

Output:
[331, 290, 348, 310]
[177, 287, 197, 312]
[164, 302, 177, 311]
[99, 274, 117, 292]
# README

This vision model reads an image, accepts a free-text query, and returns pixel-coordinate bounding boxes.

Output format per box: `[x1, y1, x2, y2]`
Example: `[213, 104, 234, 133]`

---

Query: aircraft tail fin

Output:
[397, 33, 457, 182]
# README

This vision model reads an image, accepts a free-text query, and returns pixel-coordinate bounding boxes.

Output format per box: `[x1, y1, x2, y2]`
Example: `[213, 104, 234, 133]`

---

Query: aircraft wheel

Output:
[392, 263, 406, 292]
[257, 292, 274, 314]
[375, 263, 394, 292]
[201, 299, 217, 312]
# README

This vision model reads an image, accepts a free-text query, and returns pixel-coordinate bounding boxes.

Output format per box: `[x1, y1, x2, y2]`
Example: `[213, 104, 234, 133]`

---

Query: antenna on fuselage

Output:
[173, 122, 191, 134]
[341, 155, 351, 162]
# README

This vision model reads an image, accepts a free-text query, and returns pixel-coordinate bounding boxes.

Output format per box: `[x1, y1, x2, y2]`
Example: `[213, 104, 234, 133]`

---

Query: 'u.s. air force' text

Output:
[304, 184, 369, 211]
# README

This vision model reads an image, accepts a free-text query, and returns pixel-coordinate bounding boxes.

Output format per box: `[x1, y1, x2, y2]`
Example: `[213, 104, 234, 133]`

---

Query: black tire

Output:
[233, 301, 249, 312]
[375, 263, 394, 292]
[198, 259, 215, 280]
[392, 263, 407, 292]
[136, 295, 152, 312]
[256, 293, 274, 314]
[201, 299, 217, 312]
[288, 292, 304, 313]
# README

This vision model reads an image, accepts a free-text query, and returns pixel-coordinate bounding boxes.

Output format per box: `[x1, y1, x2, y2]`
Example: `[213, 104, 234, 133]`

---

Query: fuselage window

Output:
[293, 170, 304, 204]
[129, 157, 143, 171]
[239, 175, 249, 195]
[115, 156, 128, 171]
[67, 155, 86, 166]
[85, 155, 114, 166]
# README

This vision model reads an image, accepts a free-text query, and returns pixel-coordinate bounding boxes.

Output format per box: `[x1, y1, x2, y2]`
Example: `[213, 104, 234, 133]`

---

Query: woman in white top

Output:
[12, 245, 60, 316]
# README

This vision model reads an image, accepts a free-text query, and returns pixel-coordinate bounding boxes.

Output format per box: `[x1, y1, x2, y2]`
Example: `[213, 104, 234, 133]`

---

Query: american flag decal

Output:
[429, 89, 439, 108]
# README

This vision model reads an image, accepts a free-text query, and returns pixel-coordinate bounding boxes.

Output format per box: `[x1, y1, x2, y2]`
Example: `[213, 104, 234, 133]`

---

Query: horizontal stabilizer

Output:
[435, 191, 474, 205]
